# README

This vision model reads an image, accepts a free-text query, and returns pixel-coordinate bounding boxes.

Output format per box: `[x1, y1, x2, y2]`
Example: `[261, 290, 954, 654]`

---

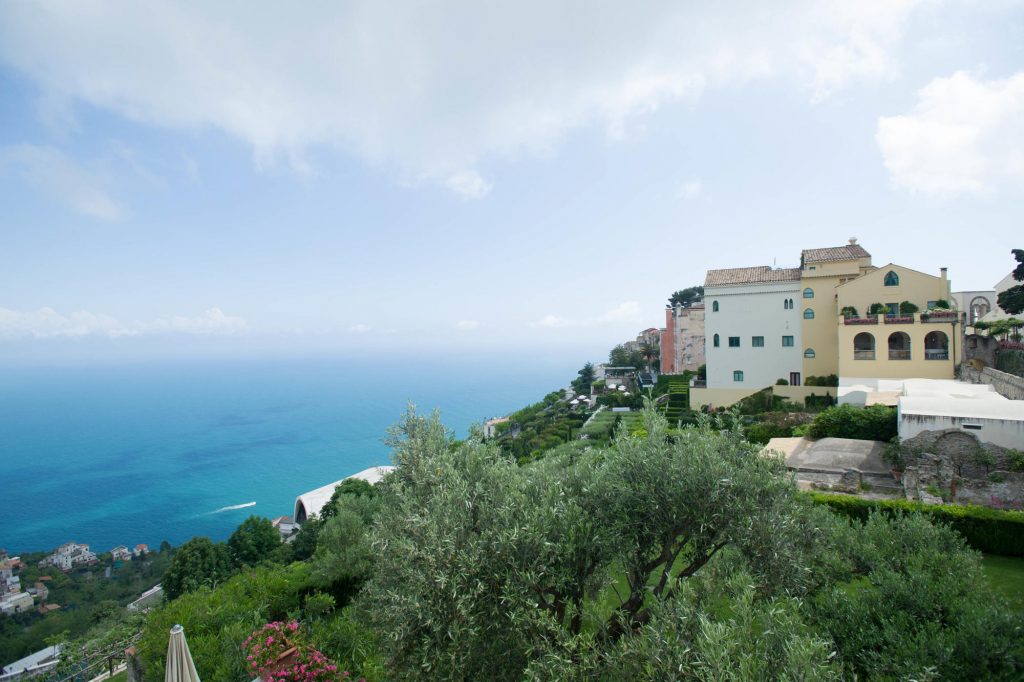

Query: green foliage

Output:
[840, 305, 858, 318]
[320, 478, 378, 520]
[595, 390, 643, 409]
[493, 389, 586, 461]
[808, 512, 1024, 680]
[933, 298, 951, 309]
[1007, 449, 1024, 472]
[570, 362, 595, 394]
[804, 374, 838, 387]
[990, 472, 1007, 484]
[356, 406, 833, 680]
[162, 537, 234, 600]
[868, 302, 887, 315]
[288, 516, 322, 562]
[898, 300, 919, 314]
[997, 248, 1024, 315]
[668, 285, 704, 308]
[227, 516, 280, 567]
[807, 492, 1024, 556]
[608, 344, 644, 370]
[138, 563, 316, 682]
[807, 404, 897, 441]
[775, 378, 789, 385]
[310, 492, 381, 604]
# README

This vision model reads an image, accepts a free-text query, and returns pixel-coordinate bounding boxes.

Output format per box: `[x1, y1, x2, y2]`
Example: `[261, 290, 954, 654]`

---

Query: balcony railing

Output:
[853, 350, 876, 360]
[924, 349, 949, 360]
[844, 317, 878, 325]
[888, 349, 911, 360]
[884, 315, 915, 324]
[922, 310, 958, 322]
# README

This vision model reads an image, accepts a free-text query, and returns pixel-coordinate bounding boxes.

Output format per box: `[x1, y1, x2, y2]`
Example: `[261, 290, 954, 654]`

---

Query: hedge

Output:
[807, 404, 897, 441]
[806, 492, 1024, 557]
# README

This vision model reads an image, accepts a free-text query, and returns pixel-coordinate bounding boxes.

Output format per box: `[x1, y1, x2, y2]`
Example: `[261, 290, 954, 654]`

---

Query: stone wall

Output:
[901, 428, 1024, 509]
[959, 365, 1024, 400]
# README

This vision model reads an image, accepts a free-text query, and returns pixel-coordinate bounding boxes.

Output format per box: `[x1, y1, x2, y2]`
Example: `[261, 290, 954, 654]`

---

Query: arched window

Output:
[712, 301, 719, 312]
[884, 271, 899, 287]
[888, 331, 911, 360]
[803, 288, 814, 299]
[788, 298, 793, 309]
[854, 332, 875, 360]
[803, 308, 814, 319]
[925, 331, 949, 361]
[783, 299, 789, 310]
[713, 333, 720, 347]
[804, 348, 816, 358]
[969, 296, 990, 324]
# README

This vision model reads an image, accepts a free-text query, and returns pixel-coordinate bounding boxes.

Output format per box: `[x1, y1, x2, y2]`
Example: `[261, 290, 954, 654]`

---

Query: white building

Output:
[704, 266, 803, 389]
[293, 466, 395, 522]
[0, 591, 33, 615]
[110, 546, 131, 562]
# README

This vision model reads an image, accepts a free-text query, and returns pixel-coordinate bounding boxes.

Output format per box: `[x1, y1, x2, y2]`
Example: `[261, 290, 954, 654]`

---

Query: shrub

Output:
[775, 378, 788, 385]
[868, 302, 886, 315]
[989, 472, 1006, 484]
[1007, 450, 1024, 472]
[840, 306, 858, 318]
[933, 299, 951, 310]
[807, 404, 897, 442]
[806, 492, 1024, 556]
[898, 300, 919, 314]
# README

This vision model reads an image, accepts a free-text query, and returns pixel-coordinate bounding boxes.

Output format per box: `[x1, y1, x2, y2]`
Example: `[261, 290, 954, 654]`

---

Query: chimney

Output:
[849, 237, 858, 245]
[940, 267, 947, 280]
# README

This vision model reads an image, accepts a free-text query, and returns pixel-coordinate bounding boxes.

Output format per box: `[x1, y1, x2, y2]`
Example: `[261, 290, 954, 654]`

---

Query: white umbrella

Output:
[166, 625, 201, 682]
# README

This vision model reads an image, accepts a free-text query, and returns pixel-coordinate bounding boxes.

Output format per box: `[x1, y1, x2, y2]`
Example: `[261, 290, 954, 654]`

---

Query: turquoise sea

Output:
[0, 355, 576, 553]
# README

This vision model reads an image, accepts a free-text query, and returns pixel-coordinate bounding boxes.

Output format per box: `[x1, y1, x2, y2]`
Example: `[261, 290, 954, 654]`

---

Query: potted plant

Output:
[244, 621, 358, 682]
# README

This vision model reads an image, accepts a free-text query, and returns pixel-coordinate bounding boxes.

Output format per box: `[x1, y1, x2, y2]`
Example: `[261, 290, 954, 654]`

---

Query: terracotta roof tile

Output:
[801, 244, 871, 263]
[704, 266, 801, 287]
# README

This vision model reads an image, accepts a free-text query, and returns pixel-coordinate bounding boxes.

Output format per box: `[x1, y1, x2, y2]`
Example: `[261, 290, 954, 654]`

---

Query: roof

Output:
[704, 266, 801, 287]
[802, 243, 871, 263]
[293, 466, 396, 522]
[1, 645, 61, 675]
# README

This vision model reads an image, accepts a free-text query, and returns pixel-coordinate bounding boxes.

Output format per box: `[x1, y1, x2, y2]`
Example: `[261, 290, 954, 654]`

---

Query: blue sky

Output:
[1, 1, 1022, 364]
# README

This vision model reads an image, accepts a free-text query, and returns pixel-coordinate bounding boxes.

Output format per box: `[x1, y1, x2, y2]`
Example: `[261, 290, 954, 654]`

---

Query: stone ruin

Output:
[900, 429, 1024, 509]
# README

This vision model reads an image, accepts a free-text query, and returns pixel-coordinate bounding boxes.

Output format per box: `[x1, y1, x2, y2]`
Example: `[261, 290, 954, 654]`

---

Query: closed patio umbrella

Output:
[165, 625, 201, 682]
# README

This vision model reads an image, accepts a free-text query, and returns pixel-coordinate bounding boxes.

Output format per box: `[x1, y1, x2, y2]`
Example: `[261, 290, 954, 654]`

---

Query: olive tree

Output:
[356, 406, 832, 680]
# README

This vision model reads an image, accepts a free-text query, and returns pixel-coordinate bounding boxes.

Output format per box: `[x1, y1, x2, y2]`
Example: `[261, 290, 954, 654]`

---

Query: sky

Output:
[1, 1, 1022, 365]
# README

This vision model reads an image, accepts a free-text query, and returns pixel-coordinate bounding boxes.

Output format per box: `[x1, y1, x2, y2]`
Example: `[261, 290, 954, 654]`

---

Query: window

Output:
[809, 266, 816, 271]
[783, 299, 789, 310]
[752, 336, 764, 347]
[924, 330, 949, 361]
[733, 371, 744, 382]
[884, 270, 899, 286]
[888, 331, 911, 360]
[803, 308, 814, 319]
[927, 300, 938, 310]
[803, 288, 814, 299]
[885, 302, 898, 316]
[804, 348, 816, 358]
[853, 332, 875, 360]
[962, 424, 982, 431]
[782, 335, 794, 347]
[712, 300, 719, 312]
[713, 333, 720, 347]
[728, 336, 740, 347]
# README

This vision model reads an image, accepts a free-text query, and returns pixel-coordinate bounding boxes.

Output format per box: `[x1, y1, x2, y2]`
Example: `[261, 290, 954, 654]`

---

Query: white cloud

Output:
[141, 307, 247, 335]
[444, 171, 492, 199]
[348, 323, 371, 334]
[456, 320, 481, 330]
[677, 179, 703, 199]
[0, 2, 923, 194]
[532, 301, 641, 328]
[877, 70, 1024, 195]
[0, 144, 122, 219]
[0, 306, 246, 339]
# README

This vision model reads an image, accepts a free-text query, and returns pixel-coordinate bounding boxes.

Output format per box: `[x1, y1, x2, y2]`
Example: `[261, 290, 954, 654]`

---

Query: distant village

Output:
[0, 541, 150, 618]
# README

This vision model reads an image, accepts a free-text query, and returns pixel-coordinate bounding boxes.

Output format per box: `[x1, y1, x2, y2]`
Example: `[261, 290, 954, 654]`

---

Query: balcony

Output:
[888, 350, 911, 360]
[924, 349, 949, 360]
[922, 310, 958, 322]
[883, 315, 915, 324]
[844, 317, 878, 325]
[853, 350, 875, 360]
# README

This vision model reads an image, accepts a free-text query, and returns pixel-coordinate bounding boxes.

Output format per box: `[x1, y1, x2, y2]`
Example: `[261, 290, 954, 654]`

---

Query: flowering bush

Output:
[243, 621, 360, 682]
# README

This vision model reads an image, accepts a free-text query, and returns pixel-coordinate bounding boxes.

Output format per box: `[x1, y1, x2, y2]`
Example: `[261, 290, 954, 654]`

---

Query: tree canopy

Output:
[162, 537, 234, 600]
[997, 248, 1024, 315]
[227, 515, 281, 566]
[668, 285, 704, 308]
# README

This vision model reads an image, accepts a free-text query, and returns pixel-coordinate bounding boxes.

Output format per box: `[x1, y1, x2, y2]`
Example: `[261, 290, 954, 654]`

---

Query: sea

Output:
[0, 355, 578, 554]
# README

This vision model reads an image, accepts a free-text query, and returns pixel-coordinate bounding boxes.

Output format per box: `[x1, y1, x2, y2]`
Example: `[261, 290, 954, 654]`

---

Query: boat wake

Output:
[209, 501, 256, 514]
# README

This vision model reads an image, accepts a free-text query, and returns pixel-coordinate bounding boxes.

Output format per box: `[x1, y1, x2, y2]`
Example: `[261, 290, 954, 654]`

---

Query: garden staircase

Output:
[662, 376, 690, 423]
